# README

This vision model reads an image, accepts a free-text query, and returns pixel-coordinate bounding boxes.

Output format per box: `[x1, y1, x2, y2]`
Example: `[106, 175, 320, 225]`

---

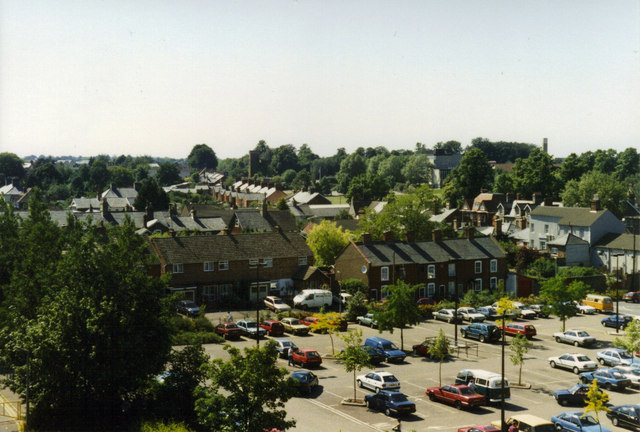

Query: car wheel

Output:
[612, 417, 619, 426]
[560, 399, 568, 406]
[357, 379, 363, 388]
[461, 330, 467, 338]
[599, 358, 606, 365]
[555, 337, 561, 343]
[375, 387, 381, 394]
[479, 335, 485, 343]
[573, 367, 579, 374]
[385, 408, 391, 416]
[365, 399, 370, 408]
[602, 321, 607, 327]
[448, 318, 453, 324]
[555, 424, 562, 431]
[605, 382, 612, 390]
[550, 361, 556, 368]
[428, 392, 435, 401]
[454, 400, 462, 410]
[574, 341, 580, 347]
[581, 376, 588, 384]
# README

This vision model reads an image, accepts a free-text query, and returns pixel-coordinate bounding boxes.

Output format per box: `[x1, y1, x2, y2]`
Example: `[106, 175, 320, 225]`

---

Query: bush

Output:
[171, 332, 223, 346]
[140, 422, 194, 432]
[194, 315, 214, 332]
[344, 291, 368, 321]
[340, 278, 369, 295]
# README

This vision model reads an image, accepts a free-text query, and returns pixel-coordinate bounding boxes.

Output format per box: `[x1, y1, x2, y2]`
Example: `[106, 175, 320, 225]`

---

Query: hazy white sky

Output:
[1, 0, 639, 160]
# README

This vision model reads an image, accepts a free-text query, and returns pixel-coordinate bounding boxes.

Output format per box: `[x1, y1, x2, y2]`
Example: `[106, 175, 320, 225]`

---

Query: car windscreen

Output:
[620, 351, 632, 359]
[306, 351, 320, 358]
[577, 356, 591, 362]
[245, 322, 257, 328]
[389, 394, 408, 402]
[576, 331, 590, 337]
[580, 415, 598, 426]
[382, 342, 399, 351]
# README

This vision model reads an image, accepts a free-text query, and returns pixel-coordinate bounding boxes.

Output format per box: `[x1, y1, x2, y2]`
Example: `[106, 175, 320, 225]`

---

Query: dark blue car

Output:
[601, 314, 633, 329]
[554, 384, 603, 407]
[579, 368, 632, 390]
[364, 390, 416, 417]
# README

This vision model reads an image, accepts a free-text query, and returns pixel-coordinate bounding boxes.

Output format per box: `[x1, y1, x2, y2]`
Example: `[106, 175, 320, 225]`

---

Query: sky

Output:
[1, 0, 639, 160]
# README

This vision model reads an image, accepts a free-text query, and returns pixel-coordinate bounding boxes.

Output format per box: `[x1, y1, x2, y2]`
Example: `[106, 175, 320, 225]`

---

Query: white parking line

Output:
[304, 398, 385, 431]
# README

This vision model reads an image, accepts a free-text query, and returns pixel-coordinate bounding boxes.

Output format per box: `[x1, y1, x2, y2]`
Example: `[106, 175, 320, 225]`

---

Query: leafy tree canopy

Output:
[539, 277, 587, 331]
[306, 220, 351, 266]
[375, 281, 422, 350]
[134, 178, 170, 211]
[187, 144, 218, 170]
[156, 162, 183, 187]
[561, 171, 627, 218]
[512, 148, 559, 199]
[0, 152, 26, 179]
[443, 148, 493, 206]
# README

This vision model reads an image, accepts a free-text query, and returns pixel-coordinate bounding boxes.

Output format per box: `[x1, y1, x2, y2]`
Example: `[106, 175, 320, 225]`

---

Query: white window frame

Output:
[218, 260, 229, 271]
[475, 260, 482, 274]
[249, 258, 259, 269]
[474, 278, 482, 292]
[381, 285, 390, 299]
[448, 263, 456, 277]
[490, 259, 497, 273]
[263, 258, 273, 268]
[530, 223, 535, 232]
[427, 283, 435, 296]
[539, 239, 546, 250]
[490, 277, 497, 290]
[203, 261, 214, 272]
[427, 264, 436, 279]
[298, 256, 308, 266]
[551, 247, 558, 255]
[381, 266, 389, 281]
[172, 263, 184, 274]
[544, 224, 549, 234]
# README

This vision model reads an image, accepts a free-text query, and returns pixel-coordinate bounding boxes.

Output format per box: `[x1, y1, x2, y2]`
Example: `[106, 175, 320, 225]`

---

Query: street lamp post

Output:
[613, 252, 624, 334]
[256, 261, 265, 347]
[500, 310, 506, 432]
[16, 347, 29, 432]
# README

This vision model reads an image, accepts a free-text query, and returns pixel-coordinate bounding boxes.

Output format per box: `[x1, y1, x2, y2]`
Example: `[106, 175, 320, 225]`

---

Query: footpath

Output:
[0, 385, 20, 432]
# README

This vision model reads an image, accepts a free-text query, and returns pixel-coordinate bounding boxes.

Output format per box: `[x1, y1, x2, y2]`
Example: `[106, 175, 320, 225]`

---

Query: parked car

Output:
[611, 366, 640, 387]
[460, 323, 501, 343]
[235, 319, 267, 339]
[597, 348, 640, 367]
[280, 317, 310, 336]
[417, 297, 436, 306]
[291, 349, 322, 368]
[457, 307, 486, 322]
[623, 292, 640, 303]
[426, 384, 485, 410]
[357, 313, 378, 327]
[554, 383, 602, 406]
[289, 370, 318, 396]
[263, 296, 291, 312]
[551, 411, 611, 432]
[293, 289, 332, 309]
[601, 314, 633, 328]
[548, 354, 598, 374]
[492, 415, 554, 432]
[342, 345, 386, 365]
[457, 426, 500, 432]
[364, 390, 416, 417]
[176, 300, 200, 317]
[606, 405, 640, 429]
[575, 301, 596, 314]
[214, 322, 242, 340]
[512, 302, 537, 319]
[433, 308, 463, 323]
[333, 292, 352, 306]
[260, 320, 285, 336]
[273, 338, 298, 358]
[356, 371, 400, 393]
[498, 322, 537, 339]
[529, 304, 552, 318]
[476, 306, 500, 320]
[412, 337, 448, 357]
[553, 329, 596, 347]
[364, 337, 406, 363]
[579, 368, 632, 390]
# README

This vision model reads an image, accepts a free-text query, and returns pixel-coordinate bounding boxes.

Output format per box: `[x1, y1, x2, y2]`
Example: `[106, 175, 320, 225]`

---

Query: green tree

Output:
[431, 329, 450, 386]
[306, 220, 351, 266]
[194, 341, 295, 432]
[275, 197, 289, 211]
[337, 329, 372, 401]
[270, 144, 299, 174]
[89, 158, 110, 192]
[402, 153, 433, 186]
[592, 149, 617, 174]
[615, 147, 640, 181]
[613, 319, 640, 359]
[558, 153, 589, 184]
[134, 178, 170, 211]
[290, 170, 311, 191]
[344, 291, 368, 322]
[509, 334, 532, 386]
[375, 281, 422, 351]
[336, 153, 367, 193]
[187, 144, 218, 170]
[108, 165, 135, 187]
[0, 200, 20, 298]
[308, 312, 343, 355]
[297, 144, 318, 171]
[434, 140, 462, 154]
[582, 380, 610, 432]
[561, 171, 627, 217]
[377, 155, 406, 187]
[539, 277, 587, 331]
[493, 172, 514, 194]
[0, 152, 26, 179]
[512, 148, 558, 199]
[1, 216, 172, 429]
[156, 161, 183, 186]
[345, 173, 390, 202]
[526, 258, 556, 278]
[443, 148, 493, 206]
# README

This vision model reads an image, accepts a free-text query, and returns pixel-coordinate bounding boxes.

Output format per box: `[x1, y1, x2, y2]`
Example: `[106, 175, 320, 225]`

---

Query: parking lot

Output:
[203, 301, 640, 432]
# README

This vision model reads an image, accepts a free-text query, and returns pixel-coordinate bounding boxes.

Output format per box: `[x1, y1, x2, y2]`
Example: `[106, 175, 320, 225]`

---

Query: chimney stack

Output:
[405, 231, 415, 243]
[466, 226, 475, 240]
[493, 215, 502, 236]
[361, 232, 372, 244]
[190, 205, 196, 219]
[591, 194, 601, 212]
[543, 138, 548, 154]
[382, 230, 394, 242]
[532, 192, 542, 205]
[432, 229, 442, 243]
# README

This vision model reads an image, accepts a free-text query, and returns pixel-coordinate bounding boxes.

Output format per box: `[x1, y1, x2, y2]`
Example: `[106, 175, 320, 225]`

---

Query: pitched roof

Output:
[594, 232, 640, 251]
[290, 191, 330, 205]
[150, 231, 312, 263]
[351, 237, 505, 266]
[235, 209, 275, 232]
[548, 233, 589, 246]
[430, 208, 458, 223]
[530, 206, 609, 227]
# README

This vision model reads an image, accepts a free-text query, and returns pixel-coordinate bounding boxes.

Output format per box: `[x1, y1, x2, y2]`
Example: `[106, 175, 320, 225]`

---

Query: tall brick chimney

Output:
[405, 231, 415, 243]
[432, 229, 442, 243]
[493, 216, 502, 236]
[466, 226, 475, 240]
[382, 230, 394, 242]
[361, 232, 372, 244]
[591, 194, 601, 212]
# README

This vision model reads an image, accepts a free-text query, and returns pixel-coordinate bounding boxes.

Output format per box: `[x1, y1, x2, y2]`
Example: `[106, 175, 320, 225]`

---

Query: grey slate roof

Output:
[430, 208, 458, 223]
[548, 233, 589, 246]
[354, 237, 505, 266]
[150, 231, 312, 264]
[235, 209, 274, 232]
[594, 232, 640, 250]
[530, 206, 608, 227]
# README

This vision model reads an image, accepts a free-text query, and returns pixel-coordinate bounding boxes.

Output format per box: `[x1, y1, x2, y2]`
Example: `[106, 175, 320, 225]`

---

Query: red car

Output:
[214, 322, 242, 340]
[458, 426, 500, 432]
[498, 322, 537, 339]
[291, 349, 322, 368]
[623, 292, 640, 303]
[417, 297, 436, 306]
[426, 384, 485, 410]
[260, 320, 285, 336]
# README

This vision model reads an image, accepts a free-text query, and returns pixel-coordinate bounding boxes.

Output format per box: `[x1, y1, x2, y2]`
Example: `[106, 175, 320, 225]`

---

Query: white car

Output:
[575, 302, 596, 314]
[263, 296, 291, 312]
[611, 366, 640, 387]
[553, 329, 597, 347]
[513, 302, 537, 319]
[548, 353, 598, 374]
[356, 371, 401, 393]
[433, 309, 463, 323]
[457, 307, 486, 322]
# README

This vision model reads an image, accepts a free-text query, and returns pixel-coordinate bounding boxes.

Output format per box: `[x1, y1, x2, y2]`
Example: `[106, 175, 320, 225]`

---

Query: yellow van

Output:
[582, 294, 613, 313]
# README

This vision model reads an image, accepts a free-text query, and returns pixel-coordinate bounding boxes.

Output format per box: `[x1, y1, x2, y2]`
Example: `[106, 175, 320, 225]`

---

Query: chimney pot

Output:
[382, 230, 394, 242]
[361, 232, 372, 244]
[432, 229, 442, 242]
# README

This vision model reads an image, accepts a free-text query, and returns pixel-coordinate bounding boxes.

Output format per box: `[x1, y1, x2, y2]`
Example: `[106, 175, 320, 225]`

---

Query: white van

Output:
[455, 369, 510, 403]
[293, 289, 332, 310]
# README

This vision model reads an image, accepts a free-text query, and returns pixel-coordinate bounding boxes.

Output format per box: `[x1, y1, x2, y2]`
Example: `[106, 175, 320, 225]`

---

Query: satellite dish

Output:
[361, 265, 368, 274]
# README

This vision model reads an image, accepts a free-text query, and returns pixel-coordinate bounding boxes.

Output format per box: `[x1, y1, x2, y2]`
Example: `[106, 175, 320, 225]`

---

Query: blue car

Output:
[601, 314, 633, 329]
[554, 384, 604, 406]
[579, 368, 632, 391]
[364, 337, 406, 363]
[551, 411, 611, 432]
[364, 390, 416, 417]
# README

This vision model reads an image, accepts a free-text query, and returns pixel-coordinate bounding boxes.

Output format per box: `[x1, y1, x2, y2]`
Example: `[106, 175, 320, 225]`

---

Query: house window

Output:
[448, 263, 456, 277]
[490, 259, 497, 273]
[381, 286, 389, 299]
[298, 256, 308, 266]
[381, 266, 389, 281]
[218, 260, 229, 271]
[203, 261, 214, 272]
[427, 283, 435, 296]
[475, 261, 482, 274]
[531, 223, 535, 232]
[474, 278, 482, 292]
[448, 281, 455, 296]
[263, 258, 273, 268]
[539, 240, 546, 250]
[490, 277, 497, 290]
[172, 263, 183, 274]
[419, 285, 427, 297]
[544, 224, 549, 234]
[427, 265, 436, 279]
[202, 285, 215, 302]
[551, 247, 558, 255]
[249, 258, 259, 269]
